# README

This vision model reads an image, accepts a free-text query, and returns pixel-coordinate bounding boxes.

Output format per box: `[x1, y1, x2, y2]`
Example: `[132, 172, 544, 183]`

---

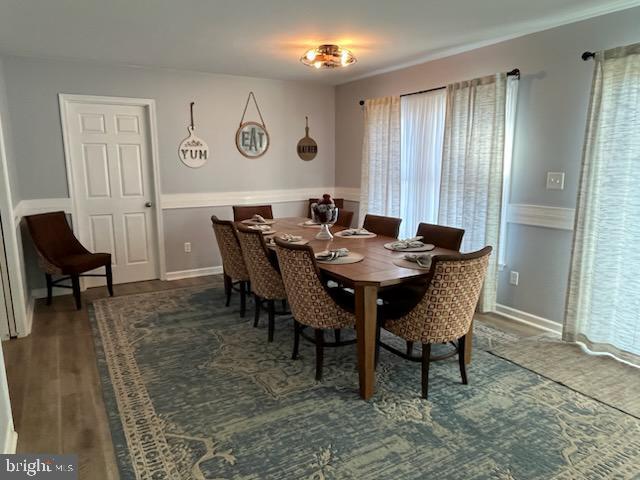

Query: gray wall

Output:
[334, 7, 640, 323]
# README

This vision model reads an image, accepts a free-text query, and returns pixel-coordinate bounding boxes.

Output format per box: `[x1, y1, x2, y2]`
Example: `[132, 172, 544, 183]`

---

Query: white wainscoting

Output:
[13, 197, 72, 223]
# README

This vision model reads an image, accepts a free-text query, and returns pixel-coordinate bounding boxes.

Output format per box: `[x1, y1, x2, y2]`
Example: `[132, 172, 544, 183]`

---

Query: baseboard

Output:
[494, 303, 562, 335]
[20, 296, 34, 338]
[2, 427, 17, 454]
[165, 266, 223, 281]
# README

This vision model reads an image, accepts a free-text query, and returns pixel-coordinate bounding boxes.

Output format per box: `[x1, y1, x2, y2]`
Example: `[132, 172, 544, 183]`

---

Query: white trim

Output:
[13, 198, 72, 223]
[2, 427, 17, 454]
[58, 94, 167, 281]
[165, 266, 223, 281]
[507, 203, 575, 230]
[340, 0, 640, 85]
[494, 303, 562, 335]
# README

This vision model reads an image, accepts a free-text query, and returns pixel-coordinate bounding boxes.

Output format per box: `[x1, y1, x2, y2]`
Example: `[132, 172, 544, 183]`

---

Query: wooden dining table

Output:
[263, 217, 467, 400]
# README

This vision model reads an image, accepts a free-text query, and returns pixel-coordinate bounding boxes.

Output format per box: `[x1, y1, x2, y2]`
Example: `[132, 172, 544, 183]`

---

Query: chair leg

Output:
[223, 273, 232, 307]
[105, 263, 114, 296]
[281, 299, 287, 311]
[406, 341, 414, 357]
[239, 281, 246, 318]
[421, 343, 432, 399]
[334, 329, 341, 343]
[458, 336, 468, 385]
[315, 329, 324, 381]
[267, 300, 275, 342]
[71, 274, 82, 310]
[253, 294, 261, 327]
[45, 274, 53, 306]
[292, 320, 301, 360]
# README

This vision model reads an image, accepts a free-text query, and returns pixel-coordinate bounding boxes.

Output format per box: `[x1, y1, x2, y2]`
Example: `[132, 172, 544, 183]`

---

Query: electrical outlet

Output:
[546, 172, 565, 190]
[184, 242, 192, 253]
[509, 271, 519, 286]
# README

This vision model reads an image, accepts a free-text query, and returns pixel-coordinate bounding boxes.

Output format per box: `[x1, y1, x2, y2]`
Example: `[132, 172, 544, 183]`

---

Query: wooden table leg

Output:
[355, 284, 378, 399]
[464, 319, 473, 364]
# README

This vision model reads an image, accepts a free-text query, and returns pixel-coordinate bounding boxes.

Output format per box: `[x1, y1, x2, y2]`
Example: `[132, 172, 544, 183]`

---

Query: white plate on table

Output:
[315, 252, 364, 264]
[335, 230, 377, 239]
[299, 220, 322, 228]
[241, 218, 276, 225]
[384, 242, 435, 252]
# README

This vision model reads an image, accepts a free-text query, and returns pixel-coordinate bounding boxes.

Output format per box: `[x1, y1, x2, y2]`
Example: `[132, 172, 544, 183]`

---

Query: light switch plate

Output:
[546, 172, 565, 190]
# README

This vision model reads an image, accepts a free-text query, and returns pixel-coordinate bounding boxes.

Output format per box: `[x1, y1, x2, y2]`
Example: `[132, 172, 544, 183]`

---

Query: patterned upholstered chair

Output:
[236, 224, 287, 341]
[211, 215, 250, 317]
[232, 205, 274, 222]
[274, 238, 356, 381]
[25, 211, 113, 310]
[416, 223, 465, 251]
[362, 214, 402, 238]
[378, 247, 492, 398]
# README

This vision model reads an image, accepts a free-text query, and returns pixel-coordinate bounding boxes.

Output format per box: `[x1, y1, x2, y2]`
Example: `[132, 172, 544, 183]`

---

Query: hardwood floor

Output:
[2, 276, 543, 478]
[3, 276, 216, 480]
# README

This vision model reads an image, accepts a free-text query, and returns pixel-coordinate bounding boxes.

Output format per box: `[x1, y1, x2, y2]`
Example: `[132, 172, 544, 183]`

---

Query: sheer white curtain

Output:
[438, 73, 507, 312]
[564, 43, 640, 364]
[399, 90, 446, 239]
[359, 97, 401, 222]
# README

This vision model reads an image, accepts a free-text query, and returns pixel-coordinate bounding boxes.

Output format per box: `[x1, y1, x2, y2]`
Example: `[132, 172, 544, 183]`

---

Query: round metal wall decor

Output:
[178, 102, 209, 168]
[236, 92, 270, 158]
[297, 116, 317, 161]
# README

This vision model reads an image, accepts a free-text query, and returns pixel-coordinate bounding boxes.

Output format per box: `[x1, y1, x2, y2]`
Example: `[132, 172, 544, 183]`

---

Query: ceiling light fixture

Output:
[300, 44, 356, 69]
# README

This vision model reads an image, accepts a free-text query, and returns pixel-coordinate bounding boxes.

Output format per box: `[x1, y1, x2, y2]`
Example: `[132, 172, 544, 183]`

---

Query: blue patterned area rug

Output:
[90, 281, 640, 479]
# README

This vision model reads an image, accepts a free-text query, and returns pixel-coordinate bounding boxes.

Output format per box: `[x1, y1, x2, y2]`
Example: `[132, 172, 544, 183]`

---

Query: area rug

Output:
[90, 282, 640, 479]
[489, 334, 640, 419]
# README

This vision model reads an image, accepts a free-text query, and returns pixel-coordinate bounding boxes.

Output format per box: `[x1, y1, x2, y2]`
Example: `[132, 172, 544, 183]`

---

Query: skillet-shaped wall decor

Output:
[297, 116, 317, 161]
[236, 91, 270, 158]
[178, 102, 209, 168]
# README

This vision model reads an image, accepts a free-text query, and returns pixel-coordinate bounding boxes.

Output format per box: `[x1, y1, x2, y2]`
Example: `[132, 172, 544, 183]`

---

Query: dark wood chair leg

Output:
[267, 300, 275, 342]
[315, 329, 324, 381]
[334, 329, 341, 343]
[458, 336, 468, 385]
[239, 281, 246, 318]
[281, 299, 287, 311]
[406, 341, 414, 357]
[253, 294, 261, 327]
[105, 263, 114, 296]
[223, 273, 232, 307]
[71, 274, 82, 310]
[292, 320, 301, 360]
[421, 343, 432, 399]
[45, 274, 53, 305]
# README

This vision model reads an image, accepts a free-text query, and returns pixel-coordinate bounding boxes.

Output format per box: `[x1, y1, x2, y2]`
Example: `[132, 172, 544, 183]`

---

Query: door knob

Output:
[145, 201, 153, 208]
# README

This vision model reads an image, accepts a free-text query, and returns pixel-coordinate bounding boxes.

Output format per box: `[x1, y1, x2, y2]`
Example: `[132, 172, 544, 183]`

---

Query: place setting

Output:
[266, 233, 308, 248]
[334, 227, 376, 238]
[247, 224, 277, 235]
[241, 214, 277, 226]
[315, 247, 364, 264]
[392, 252, 435, 270]
[384, 235, 435, 252]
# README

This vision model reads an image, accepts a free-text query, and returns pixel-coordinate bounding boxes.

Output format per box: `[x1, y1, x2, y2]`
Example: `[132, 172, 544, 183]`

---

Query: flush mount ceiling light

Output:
[300, 44, 357, 69]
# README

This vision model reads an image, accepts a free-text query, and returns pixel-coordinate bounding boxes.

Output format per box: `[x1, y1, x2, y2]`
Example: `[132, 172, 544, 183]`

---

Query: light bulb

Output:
[305, 50, 316, 61]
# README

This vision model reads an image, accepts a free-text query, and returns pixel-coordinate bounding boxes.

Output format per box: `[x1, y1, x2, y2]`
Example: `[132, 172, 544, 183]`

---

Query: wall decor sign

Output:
[179, 102, 209, 168]
[297, 116, 318, 161]
[236, 91, 270, 158]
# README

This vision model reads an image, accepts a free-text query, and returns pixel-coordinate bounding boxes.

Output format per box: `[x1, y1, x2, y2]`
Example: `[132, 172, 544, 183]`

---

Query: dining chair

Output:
[274, 237, 356, 381]
[377, 246, 492, 399]
[236, 224, 287, 341]
[211, 215, 250, 317]
[24, 211, 113, 310]
[232, 205, 274, 222]
[416, 223, 465, 251]
[362, 214, 402, 238]
[307, 198, 345, 218]
[334, 210, 354, 228]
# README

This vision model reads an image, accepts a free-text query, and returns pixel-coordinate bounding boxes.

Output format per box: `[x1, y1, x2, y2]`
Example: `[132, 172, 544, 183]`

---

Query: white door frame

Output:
[58, 94, 167, 282]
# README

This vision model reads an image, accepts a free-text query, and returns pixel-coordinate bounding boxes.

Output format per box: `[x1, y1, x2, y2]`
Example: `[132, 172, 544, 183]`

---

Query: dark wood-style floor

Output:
[3, 276, 540, 479]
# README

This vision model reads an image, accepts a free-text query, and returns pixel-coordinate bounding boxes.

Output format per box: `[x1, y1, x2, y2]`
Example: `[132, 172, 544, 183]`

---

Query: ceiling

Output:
[0, 0, 638, 85]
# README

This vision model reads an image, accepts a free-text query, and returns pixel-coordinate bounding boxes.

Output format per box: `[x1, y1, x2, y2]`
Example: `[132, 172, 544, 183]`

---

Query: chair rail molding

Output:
[507, 203, 575, 231]
[13, 198, 73, 223]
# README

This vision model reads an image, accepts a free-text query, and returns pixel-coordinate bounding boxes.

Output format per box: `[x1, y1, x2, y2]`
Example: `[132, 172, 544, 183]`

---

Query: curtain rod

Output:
[582, 51, 595, 61]
[358, 68, 520, 105]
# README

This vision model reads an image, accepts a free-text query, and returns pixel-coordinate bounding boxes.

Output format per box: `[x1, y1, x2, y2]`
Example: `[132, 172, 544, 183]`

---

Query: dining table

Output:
[261, 217, 469, 400]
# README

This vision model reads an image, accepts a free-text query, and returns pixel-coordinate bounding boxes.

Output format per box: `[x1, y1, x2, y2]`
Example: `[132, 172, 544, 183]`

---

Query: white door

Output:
[64, 100, 159, 285]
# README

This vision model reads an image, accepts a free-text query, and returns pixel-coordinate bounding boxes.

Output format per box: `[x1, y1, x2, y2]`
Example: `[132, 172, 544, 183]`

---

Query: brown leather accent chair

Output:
[232, 205, 274, 222]
[274, 237, 356, 381]
[211, 215, 250, 317]
[334, 210, 354, 228]
[24, 211, 113, 310]
[362, 214, 402, 238]
[307, 198, 345, 218]
[377, 247, 492, 398]
[416, 223, 465, 251]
